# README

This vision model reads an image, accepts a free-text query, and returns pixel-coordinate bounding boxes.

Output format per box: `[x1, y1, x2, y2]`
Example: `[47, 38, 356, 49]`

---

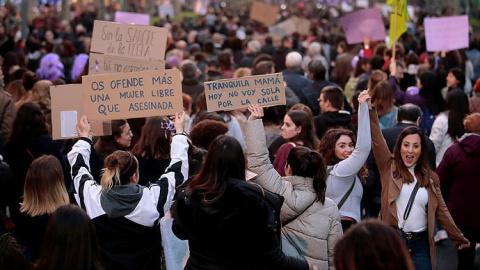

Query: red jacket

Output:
[436, 134, 480, 229]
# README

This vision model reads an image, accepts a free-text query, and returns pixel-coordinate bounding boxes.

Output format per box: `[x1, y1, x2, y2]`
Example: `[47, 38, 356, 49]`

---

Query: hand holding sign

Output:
[76, 115, 92, 139]
[173, 111, 186, 133]
[247, 104, 264, 121]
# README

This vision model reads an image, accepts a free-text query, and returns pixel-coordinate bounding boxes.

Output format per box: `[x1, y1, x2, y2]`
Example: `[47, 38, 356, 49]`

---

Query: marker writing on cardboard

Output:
[98, 104, 120, 116]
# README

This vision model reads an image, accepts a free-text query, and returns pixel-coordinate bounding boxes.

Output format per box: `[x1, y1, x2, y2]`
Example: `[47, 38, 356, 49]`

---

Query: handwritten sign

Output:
[269, 19, 296, 37]
[339, 8, 386, 44]
[88, 53, 165, 75]
[90, 20, 168, 60]
[249, 2, 279, 26]
[204, 73, 286, 112]
[82, 69, 182, 121]
[424, 15, 469, 52]
[50, 84, 112, 140]
[290, 16, 311, 36]
[114, 11, 151, 25]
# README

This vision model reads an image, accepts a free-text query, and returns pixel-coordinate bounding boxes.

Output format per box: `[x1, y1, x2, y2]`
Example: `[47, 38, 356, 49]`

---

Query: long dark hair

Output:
[446, 89, 469, 140]
[287, 147, 327, 204]
[393, 126, 434, 187]
[286, 110, 319, 149]
[131, 116, 172, 160]
[8, 101, 48, 145]
[35, 204, 103, 270]
[317, 128, 368, 182]
[187, 135, 246, 204]
[419, 72, 445, 114]
[334, 219, 414, 270]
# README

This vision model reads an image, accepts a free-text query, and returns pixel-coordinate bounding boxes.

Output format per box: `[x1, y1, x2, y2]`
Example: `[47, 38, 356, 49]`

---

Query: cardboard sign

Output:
[425, 15, 469, 52]
[159, 3, 175, 19]
[249, 2, 279, 26]
[90, 20, 168, 60]
[290, 16, 312, 36]
[204, 73, 286, 112]
[114, 11, 151, 25]
[82, 69, 183, 121]
[50, 84, 112, 140]
[339, 8, 386, 44]
[269, 19, 296, 37]
[88, 53, 165, 75]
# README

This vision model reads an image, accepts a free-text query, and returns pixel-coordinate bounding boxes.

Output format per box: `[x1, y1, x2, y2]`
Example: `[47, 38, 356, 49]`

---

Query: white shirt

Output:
[396, 167, 428, 232]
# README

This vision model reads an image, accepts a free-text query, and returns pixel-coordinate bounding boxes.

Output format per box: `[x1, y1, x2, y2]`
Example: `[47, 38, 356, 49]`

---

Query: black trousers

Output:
[458, 226, 480, 270]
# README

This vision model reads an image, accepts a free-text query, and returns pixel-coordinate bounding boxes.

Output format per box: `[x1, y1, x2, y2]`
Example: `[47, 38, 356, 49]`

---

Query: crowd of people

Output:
[1, 1, 480, 270]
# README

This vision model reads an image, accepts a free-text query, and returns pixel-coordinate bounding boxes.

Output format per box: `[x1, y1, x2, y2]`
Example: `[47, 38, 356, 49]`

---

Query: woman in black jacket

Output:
[172, 135, 311, 270]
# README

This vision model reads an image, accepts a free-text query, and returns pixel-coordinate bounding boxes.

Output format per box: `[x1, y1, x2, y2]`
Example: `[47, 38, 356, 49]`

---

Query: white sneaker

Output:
[434, 230, 448, 243]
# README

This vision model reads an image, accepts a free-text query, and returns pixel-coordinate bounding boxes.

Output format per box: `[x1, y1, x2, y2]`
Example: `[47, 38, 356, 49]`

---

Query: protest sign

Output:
[114, 11, 151, 25]
[159, 3, 175, 19]
[339, 8, 386, 44]
[291, 16, 312, 36]
[90, 20, 168, 60]
[249, 2, 279, 26]
[88, 53, 165, 75]
[204, 73, 286, 112]
[424, 15, 469, 52]
[50, 84, 112, 140]
[82, 69, 182, 121]
[269, 19, 296, 37]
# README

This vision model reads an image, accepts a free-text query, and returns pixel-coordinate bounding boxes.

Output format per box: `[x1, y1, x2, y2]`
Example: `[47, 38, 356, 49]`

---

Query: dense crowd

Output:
[1, 1, 480, 270]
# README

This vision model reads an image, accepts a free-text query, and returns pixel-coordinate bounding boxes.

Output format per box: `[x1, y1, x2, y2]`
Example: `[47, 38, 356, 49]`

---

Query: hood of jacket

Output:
[100, 185, 143, 218]
[458, 133, 480, 155]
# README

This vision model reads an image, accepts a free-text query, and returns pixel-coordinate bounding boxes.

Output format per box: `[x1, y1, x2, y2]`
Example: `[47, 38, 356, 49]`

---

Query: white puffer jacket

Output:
[245, 120, 343, 270]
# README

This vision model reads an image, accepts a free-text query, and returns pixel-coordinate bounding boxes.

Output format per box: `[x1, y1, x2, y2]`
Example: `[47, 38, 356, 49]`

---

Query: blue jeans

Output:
[406, 232, 432, 270]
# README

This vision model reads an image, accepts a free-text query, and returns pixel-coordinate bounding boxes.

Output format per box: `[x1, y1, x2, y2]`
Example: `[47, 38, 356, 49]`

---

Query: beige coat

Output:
[369, 108, 468, 269]
[245, 120, 342, 270]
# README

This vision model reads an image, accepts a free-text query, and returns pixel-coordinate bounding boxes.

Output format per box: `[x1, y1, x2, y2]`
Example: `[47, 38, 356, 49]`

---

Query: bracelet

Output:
[173, 132, 187, 137]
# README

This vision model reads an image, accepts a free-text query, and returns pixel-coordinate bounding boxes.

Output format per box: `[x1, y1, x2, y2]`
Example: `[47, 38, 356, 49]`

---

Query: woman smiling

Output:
[317, 90, 371, 232]
[369, 93, 469, 270]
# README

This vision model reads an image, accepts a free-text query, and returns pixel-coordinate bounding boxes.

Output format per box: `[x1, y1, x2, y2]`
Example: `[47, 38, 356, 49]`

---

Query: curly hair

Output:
[317, 128, 368, 182]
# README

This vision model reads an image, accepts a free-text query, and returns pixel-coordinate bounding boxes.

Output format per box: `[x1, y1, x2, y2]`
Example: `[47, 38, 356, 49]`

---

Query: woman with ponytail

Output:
[68, 112, 188, 270]
[245, 104, 342, 270]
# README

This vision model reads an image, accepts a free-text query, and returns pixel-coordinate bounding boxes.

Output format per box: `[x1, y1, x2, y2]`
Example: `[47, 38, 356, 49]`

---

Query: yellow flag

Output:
[388, 0, 409, 47]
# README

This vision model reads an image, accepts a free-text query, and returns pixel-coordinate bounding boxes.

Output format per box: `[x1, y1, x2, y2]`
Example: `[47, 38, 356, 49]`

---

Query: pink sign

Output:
[425, 15, 469, 52]
[114, 11, 150, 26]
[339, 8, 386, 44]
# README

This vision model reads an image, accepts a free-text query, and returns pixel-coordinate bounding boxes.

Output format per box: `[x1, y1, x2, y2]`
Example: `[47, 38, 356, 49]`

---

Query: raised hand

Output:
[76, 115, 92, 139]
[357, 90, 371, 105]
[173, 111, 186, 133]
[247, 104, 264, 121]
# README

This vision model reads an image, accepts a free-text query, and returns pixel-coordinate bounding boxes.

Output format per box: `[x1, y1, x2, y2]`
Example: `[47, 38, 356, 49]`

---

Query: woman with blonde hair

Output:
[15, 155, 69, 262]
[69, 113, 188, 270]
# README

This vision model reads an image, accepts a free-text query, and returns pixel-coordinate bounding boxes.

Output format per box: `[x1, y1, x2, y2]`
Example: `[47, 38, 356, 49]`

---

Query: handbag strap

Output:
[327, 166, 356, 210]
[337, 178, 355, 209]
[400, 182, 419, 229]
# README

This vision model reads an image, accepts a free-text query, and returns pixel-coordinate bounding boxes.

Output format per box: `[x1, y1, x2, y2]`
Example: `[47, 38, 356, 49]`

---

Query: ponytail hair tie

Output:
[120, 152, 133, 176]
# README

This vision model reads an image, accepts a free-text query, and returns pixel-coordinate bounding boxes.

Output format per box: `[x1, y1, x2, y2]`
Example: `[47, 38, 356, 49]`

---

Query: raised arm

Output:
[245, 105, 316, 221]
[68, 115, 103, 214]
[369, 105, 393, 173]
[151, 112, 189, 217]
[331, 93, 371, 177]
